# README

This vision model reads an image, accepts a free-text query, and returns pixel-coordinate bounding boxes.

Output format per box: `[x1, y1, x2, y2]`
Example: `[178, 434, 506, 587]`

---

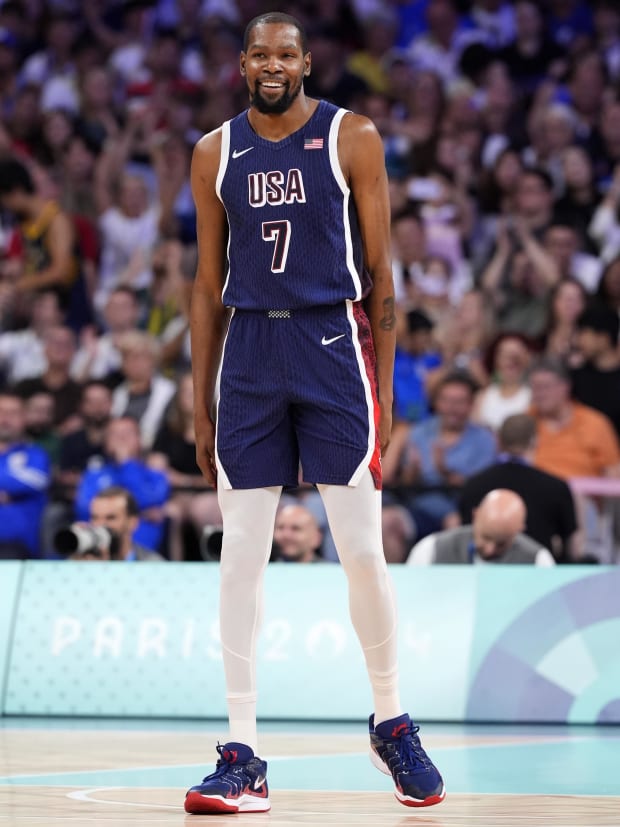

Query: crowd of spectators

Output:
[1, 0, 620, 564]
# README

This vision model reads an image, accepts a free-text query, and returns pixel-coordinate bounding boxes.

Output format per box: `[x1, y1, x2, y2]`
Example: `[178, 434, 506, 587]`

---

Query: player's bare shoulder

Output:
[191, 127, 224, 190]
[337, 111, 385, 181]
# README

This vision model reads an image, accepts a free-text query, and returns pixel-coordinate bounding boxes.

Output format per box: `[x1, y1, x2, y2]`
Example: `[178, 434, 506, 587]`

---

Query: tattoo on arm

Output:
[379, 296, 396, 331]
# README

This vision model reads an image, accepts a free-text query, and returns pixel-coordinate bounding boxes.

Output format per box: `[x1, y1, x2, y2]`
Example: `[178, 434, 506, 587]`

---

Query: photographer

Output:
[63, 486, 165, 561]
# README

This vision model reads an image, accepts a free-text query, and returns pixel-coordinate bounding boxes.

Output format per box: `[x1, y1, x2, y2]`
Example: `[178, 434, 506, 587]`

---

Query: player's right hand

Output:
[195, 415, 217, 488]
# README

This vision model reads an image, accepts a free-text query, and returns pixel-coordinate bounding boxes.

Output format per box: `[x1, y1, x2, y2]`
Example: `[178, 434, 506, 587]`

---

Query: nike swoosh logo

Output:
[232, 147, 254, 158]
[321, 334, 345, 346]
[254, 775, 266, 790]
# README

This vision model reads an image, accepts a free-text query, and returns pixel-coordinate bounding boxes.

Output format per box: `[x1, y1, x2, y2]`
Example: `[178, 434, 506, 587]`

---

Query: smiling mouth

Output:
[259, 81, 286, 89]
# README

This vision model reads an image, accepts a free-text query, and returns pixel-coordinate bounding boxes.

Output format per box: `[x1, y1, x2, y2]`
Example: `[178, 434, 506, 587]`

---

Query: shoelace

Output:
[395, 724, 433, 770]
[201, 743, 250, 784]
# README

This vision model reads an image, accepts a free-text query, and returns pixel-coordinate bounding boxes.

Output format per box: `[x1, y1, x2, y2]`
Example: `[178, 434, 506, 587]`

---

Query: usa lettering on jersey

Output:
[248, 169, 306, 207]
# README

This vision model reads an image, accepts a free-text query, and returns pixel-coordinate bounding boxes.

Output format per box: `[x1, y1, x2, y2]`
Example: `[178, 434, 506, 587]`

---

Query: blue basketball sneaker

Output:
[184, 741, 270, 814]
[369, 713, 445, 807]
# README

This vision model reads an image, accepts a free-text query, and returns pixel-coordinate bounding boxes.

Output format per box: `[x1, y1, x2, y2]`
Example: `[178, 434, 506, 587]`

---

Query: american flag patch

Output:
[304, 137, 324, 150]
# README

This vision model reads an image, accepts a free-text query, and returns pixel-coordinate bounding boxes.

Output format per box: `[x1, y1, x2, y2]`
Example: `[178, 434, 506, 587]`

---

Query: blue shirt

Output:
[393, 348, 442, 423]
[75, 459, 170, 552]
[408, 417, 497, 522]
[0, 442, 50, 556]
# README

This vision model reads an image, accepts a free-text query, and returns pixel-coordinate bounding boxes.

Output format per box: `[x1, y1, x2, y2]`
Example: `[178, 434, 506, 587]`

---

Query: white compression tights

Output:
[217, 470, 402, 752]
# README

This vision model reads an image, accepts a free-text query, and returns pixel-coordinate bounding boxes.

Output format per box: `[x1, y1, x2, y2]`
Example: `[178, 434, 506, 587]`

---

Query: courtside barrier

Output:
[1, 562, 618, 723]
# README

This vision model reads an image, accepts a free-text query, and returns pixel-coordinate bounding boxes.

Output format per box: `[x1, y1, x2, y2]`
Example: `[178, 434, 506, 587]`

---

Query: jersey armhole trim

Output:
[215, 121, 231, 202]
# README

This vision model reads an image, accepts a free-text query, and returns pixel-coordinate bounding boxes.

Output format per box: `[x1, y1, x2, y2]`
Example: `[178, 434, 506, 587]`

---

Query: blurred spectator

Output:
[56, 380, 112, 497]
[347, 8, 398, 94]
[273, 504, 323, 563]
[546, 0, 593, 52]
[87, 485, 166, 561]
[304, 23, 369, 110]
[562, 51, 607, 154]
[5, 85, 41, 156]
[413, 170, 474, 303]
[111, 330, 176, 450]
[480, 213, 559, 339]
[0, 289, 63, 385]
[92, 111, 162, 319]
[498, 1, 566, 96]
[58, 133, 100, 222]
[146, 239, 192, 374]
[393, 308, 442, 424]
[390, 205, 428, 306]
[75, 415, 170, 554]
[0, 157, 85, 330]
[542, 222, 602, 294]
[427, 289, 492, 393]
[383, 370, 497, 537]
[13, 325, 82, 433]
[406, 254, 454, 325]
[85, 0, 155, 86]
[150, 131, 196, 244]
[150, 372, 220, 561]
[593, 0, 620, 84]
[541, 278, 588, 366]
[571, 305, 620, 437]
[75, 65, 122, 153]
[19, 9, 81, 114]
[524, 104, 577, 191]
[395, 69, 445, 174]
[408, 488, 555, 565]
[598, 98, 620, 182]
[528, 357, 620, 479]
[589, 164, 620, 264]
[381, 502, 418, 564]
[23, 390, 60, 465]
[72, 286, 141, 384]
[554, 145, 602, 246]
[459, 413, 579, 560]
[0, 391, 50, 558]
[474, 147, 524, 269]
[406, 0, 482, 87]
[42, 379, 113, 555]
[595, 255, 620, 325]
[471, 332, 533, 431]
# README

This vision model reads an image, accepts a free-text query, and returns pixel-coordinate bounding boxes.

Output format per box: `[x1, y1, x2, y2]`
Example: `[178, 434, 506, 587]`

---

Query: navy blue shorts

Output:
[215, 301, 382, 490]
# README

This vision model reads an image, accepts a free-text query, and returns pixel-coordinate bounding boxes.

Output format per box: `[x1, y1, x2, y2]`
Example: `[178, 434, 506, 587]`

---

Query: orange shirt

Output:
[533, 402, 620, 479]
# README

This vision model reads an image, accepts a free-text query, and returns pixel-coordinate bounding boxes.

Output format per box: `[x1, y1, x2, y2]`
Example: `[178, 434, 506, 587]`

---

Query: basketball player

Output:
[185, 12, 445, 815]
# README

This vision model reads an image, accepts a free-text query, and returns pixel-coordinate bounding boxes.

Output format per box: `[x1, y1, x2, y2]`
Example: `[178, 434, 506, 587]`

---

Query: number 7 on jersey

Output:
[262, 220, 291, 273]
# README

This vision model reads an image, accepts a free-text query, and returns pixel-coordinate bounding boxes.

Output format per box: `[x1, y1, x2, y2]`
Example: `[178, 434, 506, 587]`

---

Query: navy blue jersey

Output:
[216, 100, 370, 310]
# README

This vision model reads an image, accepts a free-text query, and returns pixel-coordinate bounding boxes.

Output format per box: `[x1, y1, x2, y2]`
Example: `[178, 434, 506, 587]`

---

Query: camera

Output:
[200, 525, 223, 561]
[53, 524, 120, 559]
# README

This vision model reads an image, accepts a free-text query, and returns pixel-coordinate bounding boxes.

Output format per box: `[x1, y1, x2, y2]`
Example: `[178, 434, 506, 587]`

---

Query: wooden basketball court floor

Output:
[1, 718, 619, 826]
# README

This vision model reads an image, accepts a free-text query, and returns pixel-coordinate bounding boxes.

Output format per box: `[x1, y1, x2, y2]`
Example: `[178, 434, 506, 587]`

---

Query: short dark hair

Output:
[435, 369, 479, 398]
[498, 413, 536, 453]
[0, 158, 35, 195]
[576, 304, 620, 343]
[406, 309, 433, 333]
[243, 12, 308, 54]
[521, 167, 554, 193]
[93, 486, 139, 517]
[528, 356, 571, 384]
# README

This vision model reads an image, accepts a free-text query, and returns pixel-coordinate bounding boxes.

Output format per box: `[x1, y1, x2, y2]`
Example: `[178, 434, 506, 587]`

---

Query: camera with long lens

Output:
[53, 524, 120, 559]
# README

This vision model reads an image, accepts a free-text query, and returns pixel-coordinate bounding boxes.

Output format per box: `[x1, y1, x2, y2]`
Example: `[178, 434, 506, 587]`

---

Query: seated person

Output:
[384, 370, 497, 537]
[75, 416, 170, 553]
[459, 413, 579, 560]
[66, 485, 166, 561]
[408, 489, 555, 566]
[272, 504, 324, 563]
[0, 391, 51, 558]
